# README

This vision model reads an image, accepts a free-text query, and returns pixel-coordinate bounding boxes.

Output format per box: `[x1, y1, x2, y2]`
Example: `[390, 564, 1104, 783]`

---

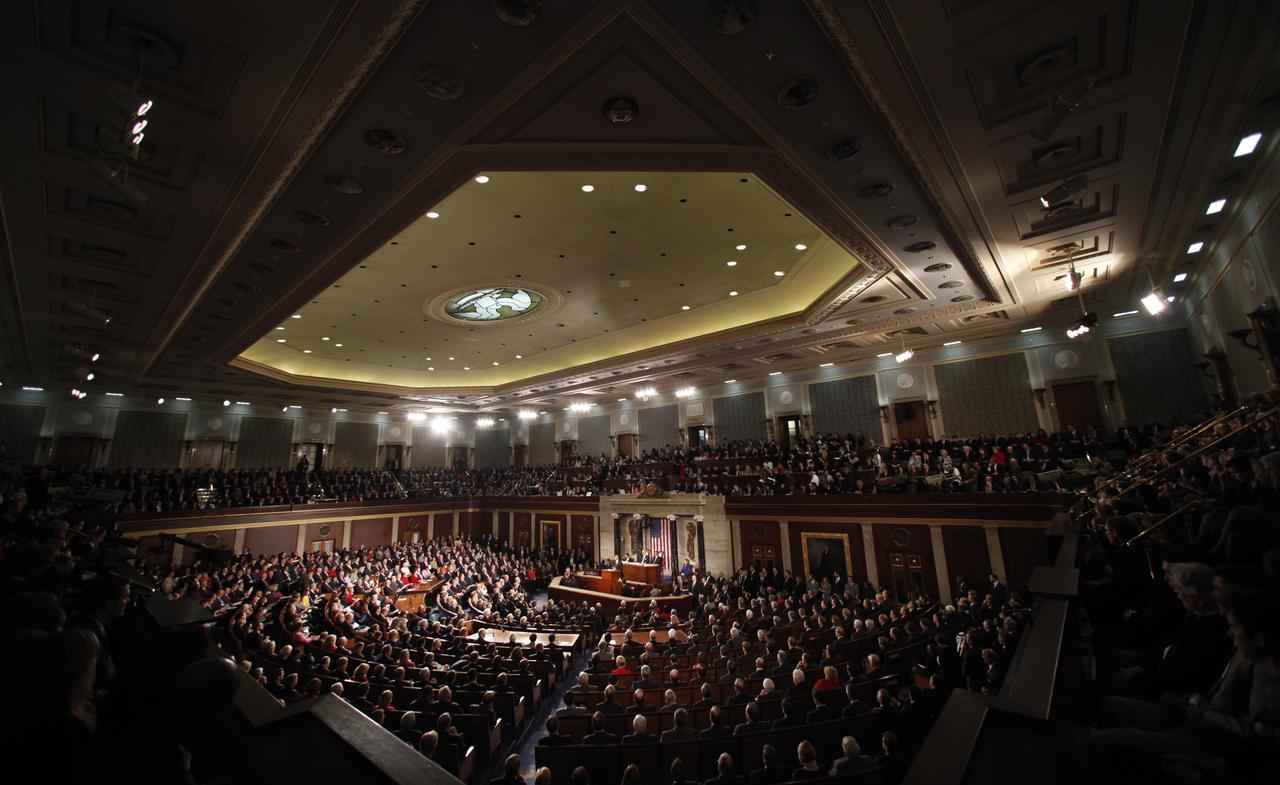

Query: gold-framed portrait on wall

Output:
[800, 531, 852, 581]
[539, 519, 563, 550]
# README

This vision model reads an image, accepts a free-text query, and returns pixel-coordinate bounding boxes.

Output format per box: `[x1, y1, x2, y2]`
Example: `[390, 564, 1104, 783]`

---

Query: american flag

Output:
[648, 517, 671, 577]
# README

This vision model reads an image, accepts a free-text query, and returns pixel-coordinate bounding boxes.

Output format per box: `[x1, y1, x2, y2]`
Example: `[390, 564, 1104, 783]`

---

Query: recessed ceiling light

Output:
[618, 398, 627, 402]
[681, 305, 690, 310]
[795, 243, 807, 251]
[291, 314, 302, 319]
[448, 356, 455, 360]
[876, 352, 893, 358]
[1020, 326, 1042, 333]
[735, 244, 746, 251]
[1173, 273, 1188, 283]
[236, 401, 251, 406]
[943, 340, 962, 347]
[773, 270, 785, 276]
[474, 175, 490, 184]
[1113, 310, 1140, 317]
[176, 397, 191, 401]
[581, 184, 594, 192]
[634, 183, 647, 192]
[322, 336, 330, 341]
[21, 386, 43, 392]
[334, 343, 343, 348]
[726, 260, 737, 267]
[222, 400, 230, 406]
[463, 366, 471, 370]
[427, 367, 434, 371]
[769, 371, 782, 376]
[426, 211, 440, 219]
[515, 354, 523, 359]
[105, 392, 123, 397]
[819, 362, 834, 367]
[303, 349, 312, 354]
[1234, 132, 1262, 157]
[725, 379, 736, 384]
[1187, 241, 1204, 254]
[729, 290, 738, 296]
[275, 326, 285, 331]
[378, 411, 388, 415]
[1166, 295, 1176, 302]
[276, 338, 286, 343]
[492, 361, 500, 366]
[1206, 198, 1226, 215]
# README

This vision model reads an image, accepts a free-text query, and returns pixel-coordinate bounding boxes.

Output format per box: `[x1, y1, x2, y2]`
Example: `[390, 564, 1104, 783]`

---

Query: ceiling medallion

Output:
[886, 214, 918, 229]
[706, 0, 759, 34]
[924, 262, 952, 272]
[893, 307, 916, 315]
[1018, 46, 1075, 85]
[777, 78, 821, 108]
[860, 181, 894, 198]
[951, 295, 974, 302]
[861, 295, 886, 303]
[364, 129, 407, 154]
[293, 210, 330, 227]
[415, 63, 467, 100]
[825, 137, 863, 160]
[603, 96, 639, 124]
[904, 241, 937, 253]
[324, 175, 364, 194]
[269, 239, 303, 253]
[939, 281, 963, 289]
[493, 0, 544, 27]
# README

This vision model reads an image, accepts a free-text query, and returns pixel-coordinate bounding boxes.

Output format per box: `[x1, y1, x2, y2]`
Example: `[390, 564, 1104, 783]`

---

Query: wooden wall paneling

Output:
[998, 527, 1049, 588]
[244, 525, 301, 556]
[350, 517, 392, 549]
[183, 528, 239, 565]
[871, 523, 937, 599]
[400, 515, 428, 543]
[786, 521, 868, 584]
[572, 515, 594, 554]
[941, 526, 992, 600]
[738, 519, 782, 572]
[498, 512, 511, 544]
[436, 513, 455, 538]
[302, 521, 345, 552]
[514, 513, 531, 549]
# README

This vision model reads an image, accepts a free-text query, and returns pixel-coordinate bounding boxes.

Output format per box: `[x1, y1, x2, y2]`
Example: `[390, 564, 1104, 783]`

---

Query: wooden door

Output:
[1052, 381, 1104, 431]
[777, 416, 801, 453]
[750, 544, 778, 572]
[893, 401, 929, 442]
[383, 444, 403, 469]
[190, 439, 226, 470]
[51, 434, 96, 468]
[888, 553, 927, 601]
[450, 445, 469, 468]
[688, 426, 706, 449]
[616, 433, 634, 459]
[513, 444, 529, 466]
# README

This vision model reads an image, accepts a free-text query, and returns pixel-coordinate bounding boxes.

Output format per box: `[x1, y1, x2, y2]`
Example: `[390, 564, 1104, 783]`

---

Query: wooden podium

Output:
[621, 561, 660, 586]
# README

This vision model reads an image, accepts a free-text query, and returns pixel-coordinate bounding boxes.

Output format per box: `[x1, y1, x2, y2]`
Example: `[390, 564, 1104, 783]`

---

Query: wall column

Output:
[342, 520, 352, 549]
[862, 525, 879, 588]
[452, 515, 459, 537]
[778, 521, 792, 574]
[295, 525, 306, 556]
[427, 514, 434, 540]
[985, 527, 1007, 584]
[390, 516, 400, 543]
[929, 525, 951, 601]
[233, 528, 246, 554]
[729, 520, 740, 572]
[492, 511, 500, 538]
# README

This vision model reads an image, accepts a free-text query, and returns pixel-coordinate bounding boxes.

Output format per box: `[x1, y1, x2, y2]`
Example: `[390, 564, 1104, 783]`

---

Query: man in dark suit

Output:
[660, 708, 700, 743]
[583, 712, 619, 745]
[748, 745, 791, 785]
[634, 665, 658, 690]
[692, 683, 716, 710]
[727, 678, 752, 706]
[806, 690, 842, 724]
[538, 715, 573, 747]
[628, 688, 650, 715]
[706, 752, 745, 785]
[621, 713, 657, 745]
[700, 706, 732, 739]
[770, 650, 792, 679]
[771, 698, 805, 729]
[719, 661, 739, 685]
[733, 701, 772, 735]
[558, 692, 590, 718]
[829, 736, 877, 776]
[987, 573, 1008, 609]
[748, 657, 770, 682]
[786, 668, 811, 697]
[659, 689, 686, 713]
[569, 671, 593, 693]
[842, 682, 870, 718]
[596, 684, 624, 714]
[489, 754, 525, 785]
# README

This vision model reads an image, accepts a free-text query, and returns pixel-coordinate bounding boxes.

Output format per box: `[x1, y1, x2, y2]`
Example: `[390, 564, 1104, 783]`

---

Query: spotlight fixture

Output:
[407, 412, 427, 422]
[517, 410, 537, 420]
[581, 184, 594, 192]
[22, 386, 45, 392]
[634, 183, 647, 192]
[894, 334, 913, 364]
[474, 175, 490, 184]
[1039, 174, 1089, 208]
[635, 386, 657, 401]
[430, 417, 449, 434]
[1066, 312, 1098, 340]
[1030, 75, 1093, 141]
[568, 401, 594, 413]
[724, 379, 736, 384]
[735, 244, 746, 251]
[156, 397, 165, 405]
[1173, 273, 1187, 283]
[1187, 241, 1204, 254]
[726, 260, 737, 267]
[222, 400, 230, 407]
[331, 407, 338, 413]
[426, 211, 440, 219]
[282, 406, 289, 412]
[773, 270, 785, 277]
[235, 401, 251, 406]
[675, 387, 697, 398]
[1234, 132, 1262, 157]
[105, 392, 124, 397]
[1141, 267, 1167, 315]
[102, 83, 155, 156]
[794, 243, 807, 251]
[476, 417, 495, 428]
[69, 388, 87, 399]
[176, 397, 192, 402]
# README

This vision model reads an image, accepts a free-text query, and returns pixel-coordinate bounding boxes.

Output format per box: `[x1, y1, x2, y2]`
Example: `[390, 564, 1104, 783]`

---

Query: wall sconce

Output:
[1032, 388, 1046, 408]
[879, 405, 890, 422]
[926, 400, 939, 418]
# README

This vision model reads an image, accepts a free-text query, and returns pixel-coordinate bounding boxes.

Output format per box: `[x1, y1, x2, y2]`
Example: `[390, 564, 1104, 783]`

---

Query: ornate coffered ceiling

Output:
[1, 0, 1275, 414]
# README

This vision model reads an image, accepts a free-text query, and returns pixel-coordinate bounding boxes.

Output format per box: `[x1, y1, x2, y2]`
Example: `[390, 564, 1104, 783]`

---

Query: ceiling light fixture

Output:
[156, 397, 165, 405]
[474, 175, 490, 184]
[634, 183, 647, 192]
[1234, 132, 1262, 157]
[635, 386, 657, 400]
[275, 326, 285, 331]
[1141, 267, 1167, 315]
[1113, 310, 1140, 317]
[291, 314, 302, 319]
[794, 243, 807, 251]
[568, 401, 594, 413]
[1030, 75, 1093, 141]
[726, 260, 737, 267]
[517, 410, 537, 420]
[943, 340, 962, 347]
[426, 211, 440, 219]
[581, 184, 594, 192]
[876, 352, 893, 358]
[407, 412, 427, 422]
[1206, 198, 1226, 215]
[176, 397, 191, 401]
[773, 270, 785, 277]
[681, 305, 690, 311]
[729, 291, 738, 296]
[515, 354, 523, 359]
[335, 343, 343, 348]
[222, 400, 230, 407]
[1173, 273, 1188, 283]
[282, 406, 289, 412]
[894, 334, 913, 364]
[431, 417, 449, 433]
[105, 392, 123, 397]
[330, 407, 338, 413]
[322, 336, 330, 341]
[1039, 174, 1089, 208]
[85, 372, 95, 381]
[769, 371, 782, 376]
[724, 379, 736, 384]
[819, 362, 834, 368]
[1020, 326, 1042, 333]
[276, 338, 286, 343]
[675, 387, 697, 398]
[302, 349, 312, 354]
[476, 417, 495, 427]
[90, 353, 100, 362]
[617, 398, 627, 402]
[1187, 241, 1204, 254]
[735, 244, 746, 251]
[235, 401, 251, 406]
